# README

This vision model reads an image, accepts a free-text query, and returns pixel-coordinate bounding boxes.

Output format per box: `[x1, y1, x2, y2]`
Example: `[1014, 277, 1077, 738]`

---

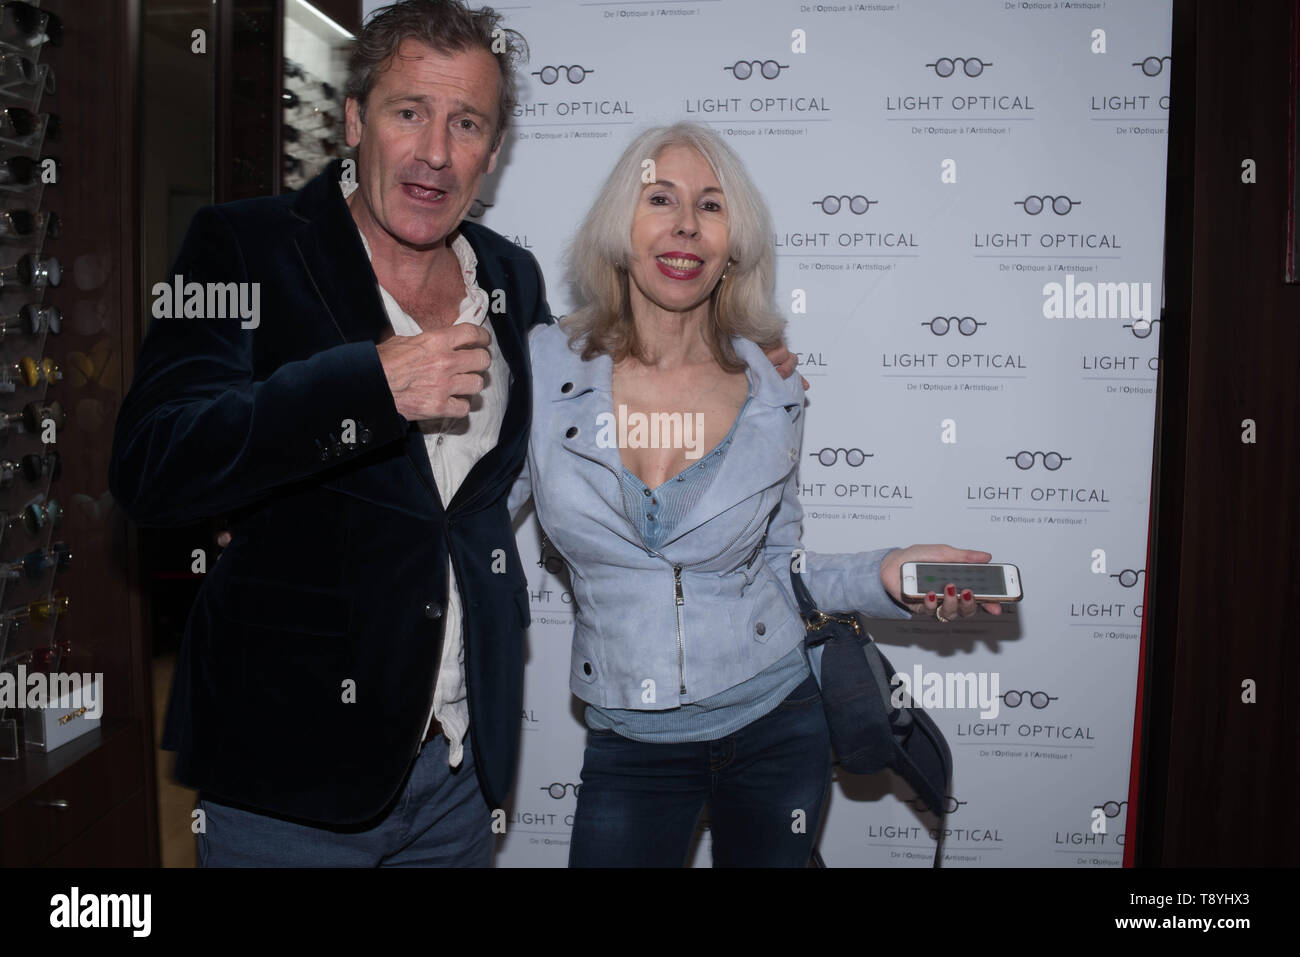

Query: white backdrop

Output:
[361, 0, 1171, 866]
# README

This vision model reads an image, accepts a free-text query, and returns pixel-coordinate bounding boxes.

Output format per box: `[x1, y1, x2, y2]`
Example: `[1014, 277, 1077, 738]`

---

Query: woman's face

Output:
[625, 145, 730, 319]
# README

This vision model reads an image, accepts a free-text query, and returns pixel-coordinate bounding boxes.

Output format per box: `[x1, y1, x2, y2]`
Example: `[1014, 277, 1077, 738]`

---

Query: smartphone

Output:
[900, 562, 1022, 602]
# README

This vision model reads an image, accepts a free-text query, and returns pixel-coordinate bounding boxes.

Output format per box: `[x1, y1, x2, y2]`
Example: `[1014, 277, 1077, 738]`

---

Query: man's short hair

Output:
[344, 0, 528, 148]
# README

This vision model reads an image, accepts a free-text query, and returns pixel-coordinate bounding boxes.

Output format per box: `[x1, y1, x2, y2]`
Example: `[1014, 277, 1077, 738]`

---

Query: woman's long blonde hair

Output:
[561, 122, 785, 372]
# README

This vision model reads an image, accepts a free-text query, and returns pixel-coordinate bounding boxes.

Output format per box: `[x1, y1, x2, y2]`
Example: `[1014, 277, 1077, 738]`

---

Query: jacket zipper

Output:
[661, 491, 773, 694]
[637, 505, 759, 698]
[612, 484, 691, 695]
[608, 475, 767, 698]
[589, 390, 767, 700]
[673, 565, 685, 694]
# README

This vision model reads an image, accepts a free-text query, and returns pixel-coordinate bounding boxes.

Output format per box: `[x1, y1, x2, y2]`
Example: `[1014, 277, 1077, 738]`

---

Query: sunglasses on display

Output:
[0, 2, 63, 48]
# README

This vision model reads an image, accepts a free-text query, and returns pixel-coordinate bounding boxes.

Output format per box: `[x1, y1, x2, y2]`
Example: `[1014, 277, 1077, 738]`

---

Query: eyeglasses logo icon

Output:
[541, 782, 581, 799]
[1095, 800, 1127, 818]
[922, 316, 986, 336]
[532, 65, 595, 85]
[1000, 690, 1058, 709]
[538, 552, 567, 576]
[467, 199, 493, 218]
[924, 57, 993, 78]
[1007, 450, 1071, 470]
[1123, 318, 1161, 339]
[905, 795, 967, 814]
[1110, 568, 1146, 588]
[811, 195, 877, 215]
[724, 59, 789, 80]
[1132, 56, 1171, 77]
[810, 447, 873, 467]
[1015, 195, 1082, 215]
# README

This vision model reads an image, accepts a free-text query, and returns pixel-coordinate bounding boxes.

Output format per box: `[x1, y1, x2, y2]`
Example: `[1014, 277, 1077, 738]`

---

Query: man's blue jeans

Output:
[196, 730, 493, 867]
[569, 672, 832, 867]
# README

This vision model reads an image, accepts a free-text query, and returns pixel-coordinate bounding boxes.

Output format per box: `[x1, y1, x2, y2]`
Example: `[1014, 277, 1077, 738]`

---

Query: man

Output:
[113, 0, 540, 866]
[111, 0, 800, 866]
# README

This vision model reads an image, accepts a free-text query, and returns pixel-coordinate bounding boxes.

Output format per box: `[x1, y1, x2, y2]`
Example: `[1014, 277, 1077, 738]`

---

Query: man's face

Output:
[344, 39, 502, 248]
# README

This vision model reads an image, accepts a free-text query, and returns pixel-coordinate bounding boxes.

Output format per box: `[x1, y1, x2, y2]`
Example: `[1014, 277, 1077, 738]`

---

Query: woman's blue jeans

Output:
[568, 672, 832, 867]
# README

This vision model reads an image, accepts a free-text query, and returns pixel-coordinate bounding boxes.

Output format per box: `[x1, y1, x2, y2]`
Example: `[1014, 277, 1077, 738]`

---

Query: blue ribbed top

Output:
[617, 395, 750, 550]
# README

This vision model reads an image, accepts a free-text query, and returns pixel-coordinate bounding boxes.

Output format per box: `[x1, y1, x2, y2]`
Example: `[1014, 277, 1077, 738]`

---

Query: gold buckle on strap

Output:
[804, 610, 861, 635]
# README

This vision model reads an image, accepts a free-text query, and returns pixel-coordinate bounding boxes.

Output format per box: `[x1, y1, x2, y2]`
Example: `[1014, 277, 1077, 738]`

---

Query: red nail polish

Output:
[961, 589, 973, 601]
[946, 584, 957, 597]
[926, 592, 936, 602]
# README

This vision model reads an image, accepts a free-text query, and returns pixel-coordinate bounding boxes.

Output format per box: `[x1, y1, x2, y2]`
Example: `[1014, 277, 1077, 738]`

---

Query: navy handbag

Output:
[790, 568, 953, 867]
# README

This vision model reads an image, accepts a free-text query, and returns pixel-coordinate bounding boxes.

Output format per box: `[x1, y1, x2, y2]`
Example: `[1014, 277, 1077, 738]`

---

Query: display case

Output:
[0, 0, 154, 866]
[281, 0, 354, 193]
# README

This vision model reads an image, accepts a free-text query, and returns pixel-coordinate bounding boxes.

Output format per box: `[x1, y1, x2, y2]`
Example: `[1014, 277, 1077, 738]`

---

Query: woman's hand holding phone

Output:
[880, 545, 1006, 619]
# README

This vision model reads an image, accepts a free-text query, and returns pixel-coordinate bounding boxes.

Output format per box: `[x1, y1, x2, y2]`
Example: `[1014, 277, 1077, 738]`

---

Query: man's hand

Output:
[760, 339, 809, 390]
[376, 323, 492, 420]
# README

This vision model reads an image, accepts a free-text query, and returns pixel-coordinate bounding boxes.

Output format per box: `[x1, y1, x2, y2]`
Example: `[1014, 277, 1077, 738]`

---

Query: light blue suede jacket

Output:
[507, 321, 912, 710]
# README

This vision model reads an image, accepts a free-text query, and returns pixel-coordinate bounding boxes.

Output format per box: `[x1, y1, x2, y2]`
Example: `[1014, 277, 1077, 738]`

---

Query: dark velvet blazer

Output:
[110, 158, 551, 826]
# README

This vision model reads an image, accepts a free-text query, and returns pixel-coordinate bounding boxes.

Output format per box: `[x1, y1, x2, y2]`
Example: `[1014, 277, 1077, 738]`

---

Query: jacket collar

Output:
[287, 159, 388, 346]
[551, 331, 796, 406]
[667, 340, 799, 546]
[286, 160, 523, 352]
[550, 328, 802, 547]
[288, 160, 531, 515]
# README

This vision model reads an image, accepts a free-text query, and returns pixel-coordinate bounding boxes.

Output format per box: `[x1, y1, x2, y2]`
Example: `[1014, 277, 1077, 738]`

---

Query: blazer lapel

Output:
[288, 158, 390, 347]
[288, 159, 442, 509]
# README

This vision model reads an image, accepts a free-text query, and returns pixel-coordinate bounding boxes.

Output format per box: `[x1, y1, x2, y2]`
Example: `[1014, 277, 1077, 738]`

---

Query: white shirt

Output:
[342, 179, 509, 768]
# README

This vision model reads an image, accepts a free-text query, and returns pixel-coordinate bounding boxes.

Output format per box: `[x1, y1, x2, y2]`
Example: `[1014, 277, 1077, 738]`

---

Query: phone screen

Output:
[914, 563, 1008, 594]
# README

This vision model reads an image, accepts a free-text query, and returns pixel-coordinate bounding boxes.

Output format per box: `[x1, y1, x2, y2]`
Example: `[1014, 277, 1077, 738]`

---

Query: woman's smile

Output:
[654, 252, 705, 280]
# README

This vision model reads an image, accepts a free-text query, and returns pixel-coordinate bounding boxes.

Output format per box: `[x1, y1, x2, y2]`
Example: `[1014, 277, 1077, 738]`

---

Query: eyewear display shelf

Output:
[0, 0, 155, 867]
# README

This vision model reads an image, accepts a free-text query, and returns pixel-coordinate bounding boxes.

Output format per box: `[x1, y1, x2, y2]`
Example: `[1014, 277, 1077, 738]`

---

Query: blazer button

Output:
[561, 382, 573, 393]
[424, 602, 443, 620]
[582, 661, 592, 675]
[565, 427, 578, 438]
[755, 622, 766, 636]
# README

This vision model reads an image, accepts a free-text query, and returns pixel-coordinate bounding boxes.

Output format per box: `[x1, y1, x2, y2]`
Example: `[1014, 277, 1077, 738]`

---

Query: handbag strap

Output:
[788, 563, 820, 620]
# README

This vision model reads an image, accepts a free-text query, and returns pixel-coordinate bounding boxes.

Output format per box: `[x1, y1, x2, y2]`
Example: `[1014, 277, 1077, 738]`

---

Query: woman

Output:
[507, 122, 1000, 867]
